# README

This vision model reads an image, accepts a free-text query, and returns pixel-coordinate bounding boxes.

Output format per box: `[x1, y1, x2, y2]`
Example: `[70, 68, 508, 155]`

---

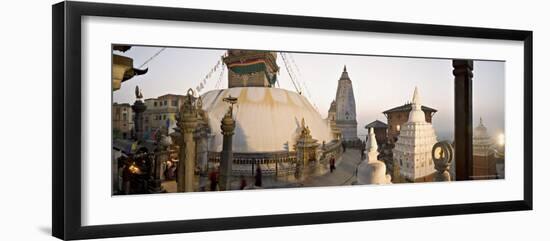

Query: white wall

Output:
[0, 0, 547, 240]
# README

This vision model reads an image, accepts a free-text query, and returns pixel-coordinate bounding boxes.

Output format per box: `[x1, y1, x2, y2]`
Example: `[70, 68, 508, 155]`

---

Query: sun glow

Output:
[497, 133, 505, 146]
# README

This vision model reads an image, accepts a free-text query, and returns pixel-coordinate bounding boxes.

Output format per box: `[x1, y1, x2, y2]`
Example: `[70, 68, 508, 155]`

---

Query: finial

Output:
[366, 127, 378, 159]
[343, 65, 347, 72]
[411, 86, 420, 105]
[189, 88, 196, 96]
[301, 118, 305, 128]
[223, 95, 238, 117]
[196, 96, 203, 109]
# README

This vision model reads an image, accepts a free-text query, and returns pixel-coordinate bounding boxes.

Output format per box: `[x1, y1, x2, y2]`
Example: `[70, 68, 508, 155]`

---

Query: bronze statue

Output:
[135, 85, 143, 100]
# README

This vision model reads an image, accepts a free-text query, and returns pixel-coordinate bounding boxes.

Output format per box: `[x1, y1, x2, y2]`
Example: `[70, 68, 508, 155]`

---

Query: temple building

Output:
[357, 128, 392, 185]
[364, 120, 388, 145]
[199, 50, 342, 181]
[393, 87, 438, 182]
[332, 66, 359, 142]
[472, 118, 497, 179]
[326, 100, 342, 140]
[383, 97, 437, 144]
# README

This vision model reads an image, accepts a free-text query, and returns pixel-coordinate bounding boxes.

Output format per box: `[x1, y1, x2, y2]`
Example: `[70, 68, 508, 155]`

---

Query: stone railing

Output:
[208, 151, 297, 176]
[206, 140, 344, 178]
[319, 140, 343, 164]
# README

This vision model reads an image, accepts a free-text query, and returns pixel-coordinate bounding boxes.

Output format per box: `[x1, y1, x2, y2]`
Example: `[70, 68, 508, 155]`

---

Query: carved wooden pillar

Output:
[453, 60, 473, 181]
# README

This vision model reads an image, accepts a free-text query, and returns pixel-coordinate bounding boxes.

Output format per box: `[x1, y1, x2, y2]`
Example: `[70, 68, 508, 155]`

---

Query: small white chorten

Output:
[357, 128, 392, 185]
[393, 87, 438, 181]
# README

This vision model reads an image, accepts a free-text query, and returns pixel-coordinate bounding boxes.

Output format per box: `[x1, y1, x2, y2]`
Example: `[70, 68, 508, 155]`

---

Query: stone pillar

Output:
[295, 129, 306, 181]
[195, 97, 210, 191]
[131, 86, 147, 141]
[195, 126, 209, 191]
[150, 135, 170, 193]
[453, 60, 473, 180]
[219, 108, 235, 191]
[294, 149, 304, 181]
[176, 89, 198, 192]
[196, 133, 208, 190]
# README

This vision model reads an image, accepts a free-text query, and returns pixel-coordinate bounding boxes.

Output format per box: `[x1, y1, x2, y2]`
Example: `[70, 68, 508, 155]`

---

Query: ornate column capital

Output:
[220, 110, 236, 136]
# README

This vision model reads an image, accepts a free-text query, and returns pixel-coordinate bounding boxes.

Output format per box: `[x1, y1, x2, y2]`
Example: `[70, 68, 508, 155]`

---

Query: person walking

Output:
[329, 157, 336, 173]
[361, 141, 366, 160]
[254, 165, 262, 187]
[209, 168, 219, 191]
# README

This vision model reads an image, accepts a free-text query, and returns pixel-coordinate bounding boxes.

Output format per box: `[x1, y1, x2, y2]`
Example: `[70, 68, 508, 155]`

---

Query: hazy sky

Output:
[114, 46, 505, 141]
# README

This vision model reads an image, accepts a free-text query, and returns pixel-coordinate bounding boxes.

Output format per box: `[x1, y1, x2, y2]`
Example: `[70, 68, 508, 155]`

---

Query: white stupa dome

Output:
[357, 128, 392, 185]
[201, 87, 333, 153]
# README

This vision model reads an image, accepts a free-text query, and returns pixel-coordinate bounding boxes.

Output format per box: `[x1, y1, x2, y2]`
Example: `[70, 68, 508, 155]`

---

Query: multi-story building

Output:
[112, 103, 133, 139]
[143, 94, 186, 135]
[364, 120, 388, 145]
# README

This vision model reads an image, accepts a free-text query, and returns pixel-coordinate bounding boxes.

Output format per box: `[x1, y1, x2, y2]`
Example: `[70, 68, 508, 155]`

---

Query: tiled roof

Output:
[365, 120, 388, 129]
[158, 94, 186, 99]
[383, 103, 437, 114]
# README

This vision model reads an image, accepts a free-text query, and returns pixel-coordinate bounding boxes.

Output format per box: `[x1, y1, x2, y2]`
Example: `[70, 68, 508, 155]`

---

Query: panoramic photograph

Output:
[111, 46, 505, 195]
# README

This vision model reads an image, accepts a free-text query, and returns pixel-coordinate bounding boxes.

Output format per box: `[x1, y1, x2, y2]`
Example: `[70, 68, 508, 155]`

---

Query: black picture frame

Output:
[52, 1, 533, 240]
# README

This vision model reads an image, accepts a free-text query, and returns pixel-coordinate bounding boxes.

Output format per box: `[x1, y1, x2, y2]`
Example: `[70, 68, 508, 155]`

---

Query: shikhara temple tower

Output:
[393, 87, 438, 182]
[334, 66, 358, 141]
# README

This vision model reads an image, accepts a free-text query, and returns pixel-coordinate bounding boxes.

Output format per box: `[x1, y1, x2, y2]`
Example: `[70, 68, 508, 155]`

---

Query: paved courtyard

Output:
[162, 149, 363, 192]
[301, 149, 362, 187]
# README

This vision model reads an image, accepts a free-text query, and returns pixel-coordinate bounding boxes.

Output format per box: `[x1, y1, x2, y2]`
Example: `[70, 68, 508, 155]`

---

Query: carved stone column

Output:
[150, 135, 170, 193]
[219, 108, 235, 191]
[176, 89, 198, 192]
[195, 97, 210, 191]
[195, 130, 209, 191]
[131, 86, 147, 141]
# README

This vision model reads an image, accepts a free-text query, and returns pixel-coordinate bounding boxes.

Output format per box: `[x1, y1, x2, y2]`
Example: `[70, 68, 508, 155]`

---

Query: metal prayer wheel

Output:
[432, 141, 454, 182]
